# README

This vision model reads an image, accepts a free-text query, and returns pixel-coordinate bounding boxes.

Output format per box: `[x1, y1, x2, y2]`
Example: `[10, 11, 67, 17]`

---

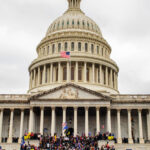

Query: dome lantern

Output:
[67, 0, 81, 10]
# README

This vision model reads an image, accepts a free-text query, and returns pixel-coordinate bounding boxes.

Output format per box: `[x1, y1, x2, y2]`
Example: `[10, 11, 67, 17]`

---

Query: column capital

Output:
[40, 107, 44, 110]
[0, 108, 4, 111]
[117, 108, 121, 112]
[85, 106, 89, 110]
[10, 108, 14, 111]
[127, 109, 132, 112]
[107, 107, 111, 110]
[62, 106, 67, 110]
[74, 106, 78, 110]
[138, 109, 142, 112]
[51, 106, 55, 110]
[20, 108, 24, 111]
[96, 106, 100, 110]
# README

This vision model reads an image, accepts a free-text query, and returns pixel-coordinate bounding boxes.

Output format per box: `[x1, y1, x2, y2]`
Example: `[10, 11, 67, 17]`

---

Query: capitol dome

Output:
[28, 0, 119, 94]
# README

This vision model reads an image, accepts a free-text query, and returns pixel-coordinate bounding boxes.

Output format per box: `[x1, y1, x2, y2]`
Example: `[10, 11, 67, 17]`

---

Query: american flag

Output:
[60, 51, 70, 58]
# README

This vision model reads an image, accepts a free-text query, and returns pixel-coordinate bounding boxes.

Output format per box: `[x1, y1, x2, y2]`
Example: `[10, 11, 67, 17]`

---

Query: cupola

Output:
[67, 0, 81, 10]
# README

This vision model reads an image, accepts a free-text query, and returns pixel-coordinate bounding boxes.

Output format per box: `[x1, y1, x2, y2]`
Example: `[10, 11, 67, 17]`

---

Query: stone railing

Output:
[0, 94, 29, 101]
[112, 94, 150, 102]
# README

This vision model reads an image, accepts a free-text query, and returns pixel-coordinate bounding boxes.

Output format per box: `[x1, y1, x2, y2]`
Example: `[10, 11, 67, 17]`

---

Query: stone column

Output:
[110, 69, 113, 88]
[7, 109, 14, 143]
[40, 107, 44, 135]
[0, 109, 4, 143]
[30, 71, 33, 88]
[42, 65, 46, 84]
[147, 109, 150, 140]
[117, 109, 122, 143]
[92, 63, 95, 83]
[96, 107, 100, 134]
[50, 63, 53, 83]
[58, 62, 61, 82]
[107, 107, 111, 133]
[105, 67, 108, 86]
[38, 67, 41, 85]
[85, 107, 89, 136]
[51, 107, 55, 136]
[75, 62, 78, 82]
[84, 62, 87, 83]
[34, 69, 36, 87]
[74, 107, 78, 137]
[18, 109, 24, 143]
[62, 107, 66, 136]
[29, 107, 33, 133]
[138, 109, 144, 143]
[99, 65, 103, 84]
[67, 62, 70, 82]
[113, 72, 116, 89]
[128, 109, 133, 144]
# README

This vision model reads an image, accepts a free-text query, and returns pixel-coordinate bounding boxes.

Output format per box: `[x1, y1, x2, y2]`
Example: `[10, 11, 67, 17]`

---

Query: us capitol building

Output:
[0, 0, 150, 149]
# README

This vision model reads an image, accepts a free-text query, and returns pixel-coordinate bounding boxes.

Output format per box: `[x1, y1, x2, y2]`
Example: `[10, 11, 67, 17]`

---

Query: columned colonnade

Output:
[0, 107, 149, 144]
[29, 61, 118, 90]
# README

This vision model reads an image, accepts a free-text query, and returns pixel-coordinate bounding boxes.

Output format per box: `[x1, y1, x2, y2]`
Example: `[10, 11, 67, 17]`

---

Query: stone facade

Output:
[0, 0, 150, 149]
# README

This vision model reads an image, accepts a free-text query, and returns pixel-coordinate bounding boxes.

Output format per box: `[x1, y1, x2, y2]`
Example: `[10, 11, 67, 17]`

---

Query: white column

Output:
[96, 107, 100, 134]
[117, 109, 122, 143]
[85, 107, 89, 136]
[62, 107, 66, 136]
[147, 109, 150, 140]
[75, 62, 78, 82]
[74, 107, 78, 137]
[99, 65, 103, 84]
[105, 67, 108, 86]
[92, 63, 95, 83]
[18, 109, 24, 143]
[51, 107, 55, 136]
[110, 69, 113, 88]
[50, 63, 53, 83]
[67, 62, 70, 82]
[128, 109, 133, 144]
[40, 107, 44, 135]
[38, 67, 41, 85]
[42, 65, 46, 84]
[138, 109, 144, 143]
[7, 109, 14, 143]
[58, 62, 61, 82]
[29, 107, 33, 133]
[84, 62, 87, 83]
[107, 107, 111, 133]
[0, 109, 4, 143]
[34, 69, 36, 87]
[30, 71, 33, 88]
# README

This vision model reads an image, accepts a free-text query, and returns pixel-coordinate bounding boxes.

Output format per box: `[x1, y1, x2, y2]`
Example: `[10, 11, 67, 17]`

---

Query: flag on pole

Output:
[60, 51, 70, 58]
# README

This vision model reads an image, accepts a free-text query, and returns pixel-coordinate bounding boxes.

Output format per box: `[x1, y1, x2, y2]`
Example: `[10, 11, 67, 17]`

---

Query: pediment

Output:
[29, 83, 110, 101]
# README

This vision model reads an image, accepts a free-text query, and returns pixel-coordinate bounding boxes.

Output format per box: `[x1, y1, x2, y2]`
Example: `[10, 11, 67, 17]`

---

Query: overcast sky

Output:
[0, 0, 150, 94]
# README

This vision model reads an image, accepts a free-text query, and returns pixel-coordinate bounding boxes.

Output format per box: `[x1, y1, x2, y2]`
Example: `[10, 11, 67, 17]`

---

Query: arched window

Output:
[82, 21, 85, 27]
[71, 42, 74, 51]
[87, 22, 89, 29]
[65, 42, 68, 51]
[78, 42, 81, 51]
[52, 44, 55, 53]
[63, 67, 67, 81]
[58, 43, 61, 52]
[62, 21, 64, 28]
[97, 46, 99, 54]
[77, 21, 80, 26]
[87, 68, 90, 82]
[57, 22, 60, 29]
[78, 66, 82, 81]
[71, 67, 75, 81]
[91, 44, 94, 53]
[85, 43, 88, 52]
[67, 20, 69, 26]
[72, 20, 74, 25]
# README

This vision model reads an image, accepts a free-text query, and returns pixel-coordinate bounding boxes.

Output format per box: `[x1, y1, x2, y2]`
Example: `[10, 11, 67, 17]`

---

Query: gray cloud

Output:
[0, 0, 150, 94]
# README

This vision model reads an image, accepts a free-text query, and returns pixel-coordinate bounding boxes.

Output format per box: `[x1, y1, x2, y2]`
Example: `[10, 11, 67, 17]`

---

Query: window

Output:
[77, 21, 80, 26]
[87, 68, 90, 82]
[62, 21, 64, 28]
[97, 46, 99, 54]
[78, 66, 82, 81]
[58, 43, 61, 52]
[85, 43, 88, 52]
[57, 22, 60, 29]
[91, 44, 94, 53]
[65, 42, 68, 51]
[63, 67, 67, 81]
[56, 68, 58, 82]
[72, 20, 74, 25]
[71, 42, 74, 51]
[67, 20, 69, 26]
[47, 46, 50, 54]
[82, 21, 85, 27]
[87, 22, 89, 28]
[71, 67, 74, 81]
[52, 44, 55, 53]
[78, 42, 81, 51]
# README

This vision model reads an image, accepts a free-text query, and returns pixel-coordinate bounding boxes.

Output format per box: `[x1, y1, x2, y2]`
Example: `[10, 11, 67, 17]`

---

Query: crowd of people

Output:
[20, 132, 116, 150]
